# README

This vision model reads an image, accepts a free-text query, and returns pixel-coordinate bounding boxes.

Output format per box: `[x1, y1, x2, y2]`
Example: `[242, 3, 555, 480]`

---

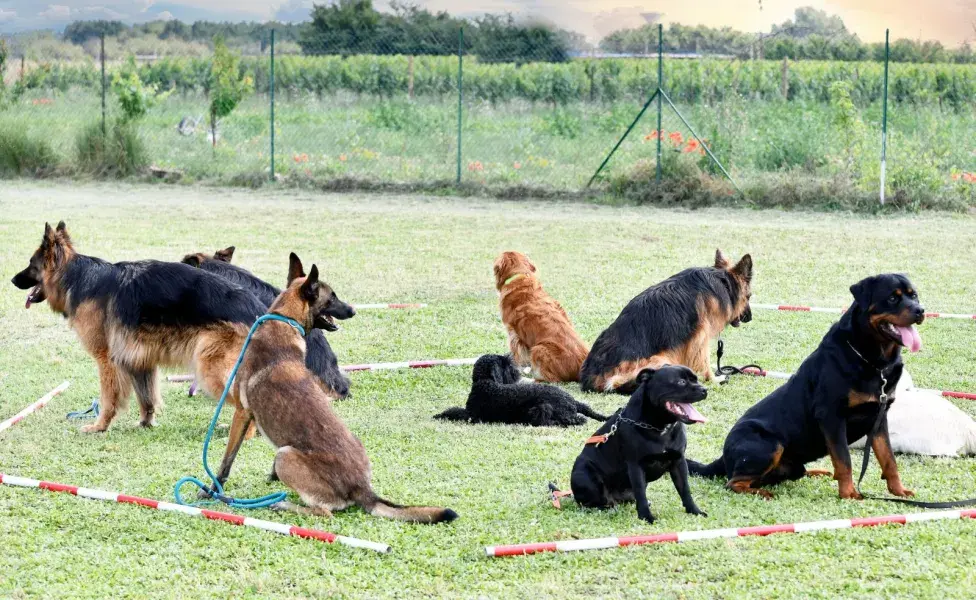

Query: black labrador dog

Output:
[434, 354, 607, 427]
[688, 274, 924, 500]
[561, 365, 708, 523]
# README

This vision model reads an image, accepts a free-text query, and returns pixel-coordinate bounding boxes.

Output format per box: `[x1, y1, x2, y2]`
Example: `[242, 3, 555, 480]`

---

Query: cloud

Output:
[0, 9, 16, 23]
[274, 0, 313, 22]
[37, 4, 71, 21]
[141, 0, 156, 13]
[78, 5, 126, 19]
[156, 10, 174, 20]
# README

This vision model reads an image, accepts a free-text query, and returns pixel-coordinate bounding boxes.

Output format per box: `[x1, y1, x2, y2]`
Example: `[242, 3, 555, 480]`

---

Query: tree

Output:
[772, 7, 847, 38]
[112, 57, 170, 122]
[298, 0, 380, 55]
[63, 20, 125, 44]
[207, 37, 251, 149]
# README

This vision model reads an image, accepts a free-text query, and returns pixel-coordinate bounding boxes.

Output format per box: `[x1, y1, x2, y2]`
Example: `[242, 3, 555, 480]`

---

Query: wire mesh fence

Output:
[2, 22, 976, 207]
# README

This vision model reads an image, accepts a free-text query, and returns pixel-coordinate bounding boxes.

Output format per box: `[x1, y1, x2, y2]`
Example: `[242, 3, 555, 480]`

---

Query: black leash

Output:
[715, 339, 763, 383]
[852, 345, 976, 508]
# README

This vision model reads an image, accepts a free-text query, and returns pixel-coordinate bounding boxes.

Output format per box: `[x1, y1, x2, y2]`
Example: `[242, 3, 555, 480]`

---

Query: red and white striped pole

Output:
[0, 473, 390, 553]
[739, 367, 976, 400]
[167, 357, 481, 382]
[753, 303, 976, 321]
[486, 508, 976, 557]
[352, 303, 427, 310]
[0, 381, 70, 434]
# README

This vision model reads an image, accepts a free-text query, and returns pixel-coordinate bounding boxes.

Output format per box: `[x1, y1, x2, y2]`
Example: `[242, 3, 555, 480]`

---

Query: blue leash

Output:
[66, 398, 100, 419]
[174, 314, 305, 510]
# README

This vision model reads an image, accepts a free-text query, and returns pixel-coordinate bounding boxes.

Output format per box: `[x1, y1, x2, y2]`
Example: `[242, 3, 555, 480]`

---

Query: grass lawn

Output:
[1, 181, 976, 598]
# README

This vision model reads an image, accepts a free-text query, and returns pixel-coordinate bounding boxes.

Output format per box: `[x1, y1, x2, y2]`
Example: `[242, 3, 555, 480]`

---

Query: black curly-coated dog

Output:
[434, 354, 607, 427]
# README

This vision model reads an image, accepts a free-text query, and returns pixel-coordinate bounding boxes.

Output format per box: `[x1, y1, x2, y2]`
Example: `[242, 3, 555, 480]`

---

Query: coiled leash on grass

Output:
[66, 399, 100, 420]
[715, 339, 763, 383]
[173, 314, 305, 510]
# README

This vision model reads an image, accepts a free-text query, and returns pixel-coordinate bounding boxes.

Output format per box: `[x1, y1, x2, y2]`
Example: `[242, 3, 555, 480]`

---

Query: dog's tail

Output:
[574, 401, 608, 422]
[687, 457, 725, 478]
[360, 492, 458, 524]
[433, 407, 471, 421]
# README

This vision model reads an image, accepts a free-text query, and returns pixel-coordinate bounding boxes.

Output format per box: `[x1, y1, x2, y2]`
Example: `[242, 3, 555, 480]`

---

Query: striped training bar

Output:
[486, 508, 976, 557]
[352, 303, 426, 310]
[0, 381, 71, 434]
[0, 473, 390, 553]
[166, 357, 481, 383]
[753, 303, 976, 321]
[740, 367, 976, 400]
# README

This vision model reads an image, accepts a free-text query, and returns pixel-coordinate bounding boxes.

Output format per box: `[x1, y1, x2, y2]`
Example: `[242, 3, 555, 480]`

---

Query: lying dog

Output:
[850, 369, 976, 456]
[434, 354, 606, 427]
[182, 246, 351, 399]
[225, 253, 457, 523]
[494, 251, 589, 382]
[559, 365, 708, 523]
[580, 250, 753, 394]
[11, 223, 267, 432]
[689, 273, 924, 499]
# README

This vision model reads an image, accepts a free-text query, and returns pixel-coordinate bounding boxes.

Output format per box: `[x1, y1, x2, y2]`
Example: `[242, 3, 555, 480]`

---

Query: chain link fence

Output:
[2, 22, 976, 208]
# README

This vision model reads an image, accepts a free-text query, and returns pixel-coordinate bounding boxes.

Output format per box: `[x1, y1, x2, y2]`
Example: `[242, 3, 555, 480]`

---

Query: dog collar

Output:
[503, 273, 527, 286]
[585, 415, 676, 446]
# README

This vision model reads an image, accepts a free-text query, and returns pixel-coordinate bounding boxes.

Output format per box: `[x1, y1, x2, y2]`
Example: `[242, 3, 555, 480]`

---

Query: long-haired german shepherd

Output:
[224, 253, 457, 523]
[10, 223, 352, 433]
[182, 246, 351, 399]
[580, 250, 753, 394]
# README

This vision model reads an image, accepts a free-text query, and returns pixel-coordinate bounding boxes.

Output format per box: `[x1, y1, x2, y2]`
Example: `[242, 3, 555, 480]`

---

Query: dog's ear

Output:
[182, 254, 202, 268]
[301, 264, 320, 303]
[214, 246, 235, 263]
[714, 248, 730, 269]
[732, 254, 753, 281]
[850, 276, 877, 311]
[636, 368, 657, 384]
[42, 222, 56, 249]
[287, 252, 306, 286]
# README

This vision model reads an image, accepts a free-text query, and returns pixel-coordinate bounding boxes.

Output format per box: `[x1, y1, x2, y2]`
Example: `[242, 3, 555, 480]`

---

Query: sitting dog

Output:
[225, 254, 457, 523]
[689, 273, 924, 499]
[494, 251, 589, 382]
[580, 250, 753, 394]
[182, 246, 351, 399]
[434, 354, 607, 427]
[558, 365, 708, 523]
[851, 369, 976, 456]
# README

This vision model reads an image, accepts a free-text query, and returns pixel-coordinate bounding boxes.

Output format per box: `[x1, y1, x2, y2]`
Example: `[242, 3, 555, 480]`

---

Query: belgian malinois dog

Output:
[216, 253, 458, 523]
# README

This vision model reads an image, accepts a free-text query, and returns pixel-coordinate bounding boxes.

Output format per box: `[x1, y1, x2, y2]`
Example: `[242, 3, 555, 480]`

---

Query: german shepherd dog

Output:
[580, 250, 753, 394]
[182, 246, 352, 399]
[10, 223, 353, 433]
[493, 251, 589, 382]
[688, 274, 923, 500]
[225, 254, 457, 523]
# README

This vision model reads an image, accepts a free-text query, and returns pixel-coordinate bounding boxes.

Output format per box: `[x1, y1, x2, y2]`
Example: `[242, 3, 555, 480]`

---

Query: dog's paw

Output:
[638, 513, 657, 524]
[688, 508, 708, 517]
[79, 423, 107, 433]
[138, 419, 156, 428]
[838, 488, 864, 501]
[888, 484, 914, 498]
[196, 486, 217, 500]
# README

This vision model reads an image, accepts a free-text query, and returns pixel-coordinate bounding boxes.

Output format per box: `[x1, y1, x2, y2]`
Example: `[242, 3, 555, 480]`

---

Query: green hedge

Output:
[17, 56, 976, 107]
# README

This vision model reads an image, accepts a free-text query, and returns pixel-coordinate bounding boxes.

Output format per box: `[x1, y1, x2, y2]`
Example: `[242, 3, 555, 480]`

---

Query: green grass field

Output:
[1, 182, 976, 598]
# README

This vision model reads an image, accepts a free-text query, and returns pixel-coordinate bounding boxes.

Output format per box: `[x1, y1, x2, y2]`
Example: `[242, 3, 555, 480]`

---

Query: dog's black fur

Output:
[182, 249, 352, 399]
[688, 274, 924, 500]
[580, 252, 753, 394]
[567, 365, 708, 523]
[434, 354, 607, 427]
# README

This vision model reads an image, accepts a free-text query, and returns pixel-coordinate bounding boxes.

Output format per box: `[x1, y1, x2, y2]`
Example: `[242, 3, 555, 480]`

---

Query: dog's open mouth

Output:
[25, 284, 45, 309]
[881, 322, 922, 353]
[315, 313, 339, 332]
[665, 401, 707, 424]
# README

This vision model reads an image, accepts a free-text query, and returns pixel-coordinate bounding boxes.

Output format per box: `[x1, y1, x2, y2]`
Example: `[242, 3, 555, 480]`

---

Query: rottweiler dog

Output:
[563, 365, 708, 523]
[434, 354, 606, 426]
[182, 246, 352, 399]
[580, 250, 753, 394]
[688, 273, 924, 500]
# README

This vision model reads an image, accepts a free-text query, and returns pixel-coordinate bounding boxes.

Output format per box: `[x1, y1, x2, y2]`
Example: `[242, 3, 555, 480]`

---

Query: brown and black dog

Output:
[9, 223, 351, 432]
[580, 250, 754, 394]
[689, 274, 923, 500]
[494, 251, 589, 382]
[216, 254, 457, 523]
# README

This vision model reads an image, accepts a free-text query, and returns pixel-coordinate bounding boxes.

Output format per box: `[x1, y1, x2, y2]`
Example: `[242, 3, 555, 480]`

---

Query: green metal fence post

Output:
[655, 23, 663, 183]
[880, 28, 889, 205]
[100, 33, 106, 136]
[457, 26, 463, 185]
[661, 90, 741, 195]
[270, 28, 275, 183]
[585, 89, 659, 188]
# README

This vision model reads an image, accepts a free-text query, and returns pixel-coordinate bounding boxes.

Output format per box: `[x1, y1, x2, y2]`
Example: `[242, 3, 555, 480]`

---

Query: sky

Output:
[1, 0, 974, 45]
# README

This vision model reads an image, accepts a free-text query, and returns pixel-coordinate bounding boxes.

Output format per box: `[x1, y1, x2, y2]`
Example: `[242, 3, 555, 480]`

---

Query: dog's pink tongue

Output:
[896, 325, 922, 353]
[677, 403, 707, 424]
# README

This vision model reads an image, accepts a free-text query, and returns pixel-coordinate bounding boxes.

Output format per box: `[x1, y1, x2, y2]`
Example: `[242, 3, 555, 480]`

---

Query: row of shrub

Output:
[0, 122, 146, 178]
[12, 56, 976, 107]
